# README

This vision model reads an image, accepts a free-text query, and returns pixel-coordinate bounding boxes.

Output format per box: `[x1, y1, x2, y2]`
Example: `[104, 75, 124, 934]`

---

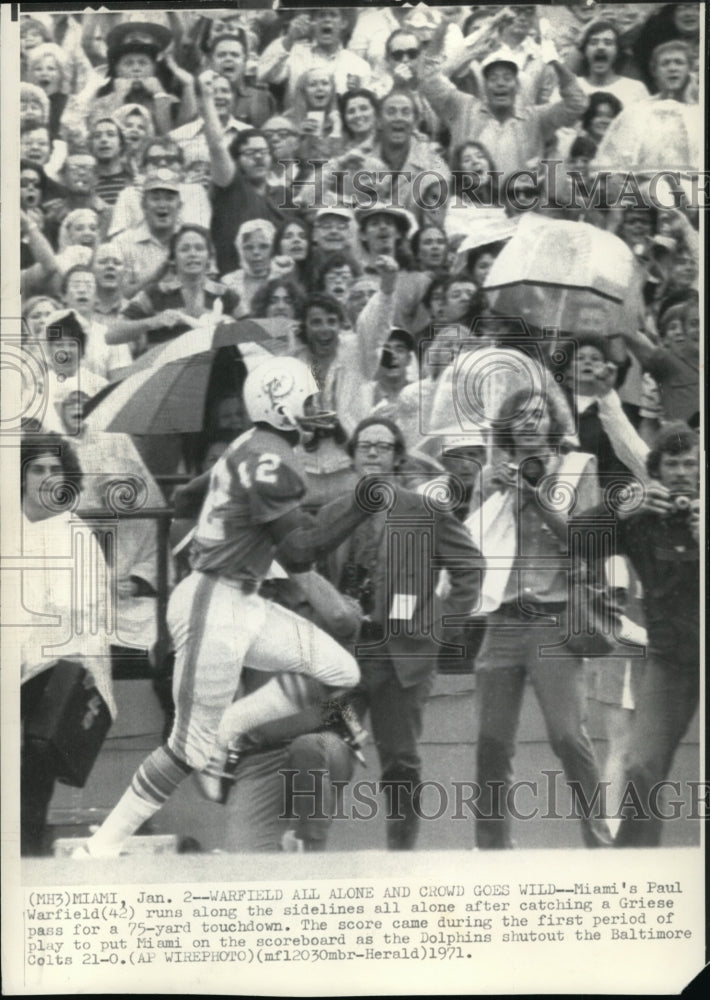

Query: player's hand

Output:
[117, 578, 140, 597]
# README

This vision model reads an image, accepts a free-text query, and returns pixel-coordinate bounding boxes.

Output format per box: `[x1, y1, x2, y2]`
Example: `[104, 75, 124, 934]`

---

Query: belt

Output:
[201, 572, 259, 595]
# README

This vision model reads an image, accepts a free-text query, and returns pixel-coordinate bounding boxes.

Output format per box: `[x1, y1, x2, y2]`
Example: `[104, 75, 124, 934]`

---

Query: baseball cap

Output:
[313, 204, 353, 223]
[481, 53, 519, 77]
[143, 168, 182, 194]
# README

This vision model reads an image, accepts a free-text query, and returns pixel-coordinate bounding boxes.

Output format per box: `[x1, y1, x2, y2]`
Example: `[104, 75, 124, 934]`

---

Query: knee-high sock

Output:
[218, 675, 318, 748]
[87, 745, 192, 855]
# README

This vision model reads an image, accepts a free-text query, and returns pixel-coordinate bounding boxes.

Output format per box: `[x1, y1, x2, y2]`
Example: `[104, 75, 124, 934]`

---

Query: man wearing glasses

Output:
[200, 75, 293, 274]
[327, 417, 481, 849]
[372, 28, 439, 140]
[258, 8, 371, 103]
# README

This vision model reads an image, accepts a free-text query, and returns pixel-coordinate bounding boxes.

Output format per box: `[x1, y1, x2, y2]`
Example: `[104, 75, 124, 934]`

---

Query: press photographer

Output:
[575, 422, 700, 846]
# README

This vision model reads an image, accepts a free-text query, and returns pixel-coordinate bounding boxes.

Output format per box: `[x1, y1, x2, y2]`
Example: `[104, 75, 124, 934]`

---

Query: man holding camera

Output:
[579, 422, 700, 846]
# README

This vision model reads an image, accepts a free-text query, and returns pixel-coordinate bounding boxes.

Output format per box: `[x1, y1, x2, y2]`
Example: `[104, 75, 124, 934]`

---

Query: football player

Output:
[81, 357, 376, 857]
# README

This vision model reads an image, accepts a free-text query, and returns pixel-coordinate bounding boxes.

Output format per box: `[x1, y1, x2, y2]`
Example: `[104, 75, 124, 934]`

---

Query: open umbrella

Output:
[86, 317, 273, 435]
[483, 213, 639, 334]
[591, 99, 700, 175]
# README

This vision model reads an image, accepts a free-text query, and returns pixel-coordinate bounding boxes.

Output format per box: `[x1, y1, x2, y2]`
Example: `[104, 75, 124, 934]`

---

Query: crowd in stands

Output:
[16, 4, 701, 855]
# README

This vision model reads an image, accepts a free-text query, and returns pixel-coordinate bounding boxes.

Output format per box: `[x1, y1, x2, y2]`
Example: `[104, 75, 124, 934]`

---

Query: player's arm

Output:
[267, 495, 371, 573]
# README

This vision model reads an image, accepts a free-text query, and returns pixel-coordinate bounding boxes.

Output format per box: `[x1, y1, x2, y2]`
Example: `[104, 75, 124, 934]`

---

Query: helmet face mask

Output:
[297, 393, 338, 435]
[243, 358, 336, 438]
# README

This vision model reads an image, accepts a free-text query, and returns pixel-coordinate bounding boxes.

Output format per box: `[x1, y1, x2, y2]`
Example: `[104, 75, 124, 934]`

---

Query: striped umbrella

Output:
[86, 318, 274, 435]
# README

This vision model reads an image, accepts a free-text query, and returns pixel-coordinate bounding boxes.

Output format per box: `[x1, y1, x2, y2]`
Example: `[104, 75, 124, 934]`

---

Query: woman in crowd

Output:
[54, 207, 101, 280]
[221, 218, 278, 316]
[580, 90, 623, 146]
[339, 88, 379, 152]
[21, 294, 61, 345]
[113, 102, 155, 169]
[289, 67, 343, 162]
[444, 141, 505, 241]
[249, 276, 304, 354]
[274, 217, 312, 290]
[25, 43, 71, 141]
[20, 160, 50, 259]
[107, 224, 240, 353]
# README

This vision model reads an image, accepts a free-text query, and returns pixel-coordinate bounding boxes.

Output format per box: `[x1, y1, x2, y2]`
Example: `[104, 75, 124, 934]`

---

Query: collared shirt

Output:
[500, 452, 599, 606]
[421, 71, 588, 176]
[362, 136, 451, 217]
[258, 38, 372, 103]
[110, 221, 174, 295]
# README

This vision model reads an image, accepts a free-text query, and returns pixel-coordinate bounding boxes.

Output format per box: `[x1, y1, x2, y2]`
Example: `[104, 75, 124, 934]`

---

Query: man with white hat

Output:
[420, 24, 588, 178]
[110, 168, 182, 294]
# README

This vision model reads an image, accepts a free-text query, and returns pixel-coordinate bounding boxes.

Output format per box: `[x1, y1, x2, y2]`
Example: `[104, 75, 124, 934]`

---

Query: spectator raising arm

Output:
[198, 72, 236, 188]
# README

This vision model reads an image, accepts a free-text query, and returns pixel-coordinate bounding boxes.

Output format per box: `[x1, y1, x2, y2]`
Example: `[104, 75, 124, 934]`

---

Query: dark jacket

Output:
[327, 484, 482, 686]
[577, 503, 699, 664]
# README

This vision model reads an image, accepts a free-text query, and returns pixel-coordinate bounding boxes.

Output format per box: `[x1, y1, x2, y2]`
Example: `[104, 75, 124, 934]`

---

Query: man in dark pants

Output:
[579, 423, 700, 847]
[328, 417, 481, 849]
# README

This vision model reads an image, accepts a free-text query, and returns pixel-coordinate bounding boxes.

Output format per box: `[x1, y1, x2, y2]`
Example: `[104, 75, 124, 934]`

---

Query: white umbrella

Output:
[483, 213, 638, 333]
[591, 99, 700, 174]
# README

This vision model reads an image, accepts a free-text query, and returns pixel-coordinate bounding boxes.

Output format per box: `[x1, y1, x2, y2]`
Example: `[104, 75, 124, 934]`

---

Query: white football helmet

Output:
[242, 357, 335, 433]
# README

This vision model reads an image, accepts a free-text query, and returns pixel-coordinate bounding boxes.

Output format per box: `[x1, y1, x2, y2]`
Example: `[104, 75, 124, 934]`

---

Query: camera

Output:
[669, 494, 692, 513]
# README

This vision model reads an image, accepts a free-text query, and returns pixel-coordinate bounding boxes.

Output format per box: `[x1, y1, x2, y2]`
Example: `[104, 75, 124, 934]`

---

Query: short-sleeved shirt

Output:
[190, 427, 306, 582]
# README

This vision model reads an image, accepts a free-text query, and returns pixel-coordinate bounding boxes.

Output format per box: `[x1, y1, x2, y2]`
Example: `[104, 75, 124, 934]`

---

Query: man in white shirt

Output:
[576, 19, 649, 106]
[110, 169, 182, 295]
[258, 8, 371, 103]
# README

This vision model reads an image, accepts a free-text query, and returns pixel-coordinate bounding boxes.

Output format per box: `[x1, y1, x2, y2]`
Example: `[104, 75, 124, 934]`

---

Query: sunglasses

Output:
[389, 48, 420, 62]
